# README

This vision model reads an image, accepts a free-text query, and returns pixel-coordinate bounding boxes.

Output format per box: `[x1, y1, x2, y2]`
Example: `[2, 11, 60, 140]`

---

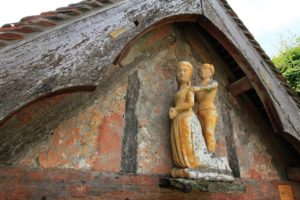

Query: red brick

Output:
[246, 169, 262, 179]
[90, 113, 124, 172]
[38, 150, 68, 168]
[0, 167, 299, 200]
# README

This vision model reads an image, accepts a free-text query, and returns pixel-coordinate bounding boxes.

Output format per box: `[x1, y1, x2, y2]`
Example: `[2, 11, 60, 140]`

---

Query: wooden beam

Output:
[184, 27, 213, 64]
[287, 167, 300, 181]
[201, 0, 300, 153]
[0, 0, 204, 123]
[227, 76, 253, 96]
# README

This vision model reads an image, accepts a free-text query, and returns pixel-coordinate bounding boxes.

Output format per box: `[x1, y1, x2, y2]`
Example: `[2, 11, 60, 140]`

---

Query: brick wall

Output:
[0, 167, 299, 200]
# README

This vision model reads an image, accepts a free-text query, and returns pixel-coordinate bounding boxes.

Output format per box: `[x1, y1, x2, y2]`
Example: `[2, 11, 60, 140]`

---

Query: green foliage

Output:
[272, 37, 300, 95]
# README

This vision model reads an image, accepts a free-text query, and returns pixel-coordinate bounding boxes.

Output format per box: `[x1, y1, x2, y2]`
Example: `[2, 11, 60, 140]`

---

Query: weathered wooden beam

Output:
[184, 27, 214, 63]
[200, 0, 300, 153]
[227, 76, 253, 96]
[0, 0, 203, 123]
[287, 168, 300, 181]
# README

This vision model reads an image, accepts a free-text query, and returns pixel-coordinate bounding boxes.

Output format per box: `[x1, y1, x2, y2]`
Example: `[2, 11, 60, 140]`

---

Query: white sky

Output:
[227, 0, 300, 57]
[1, 0, 300, 57]
[0, 0, 80, 25]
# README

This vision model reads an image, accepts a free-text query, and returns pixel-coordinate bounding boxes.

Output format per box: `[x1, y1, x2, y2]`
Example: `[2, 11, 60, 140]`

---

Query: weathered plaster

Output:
[13, 24, 285, 182]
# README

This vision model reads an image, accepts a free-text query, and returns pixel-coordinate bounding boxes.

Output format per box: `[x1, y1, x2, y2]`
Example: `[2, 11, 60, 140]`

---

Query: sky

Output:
[227, 0, 300, 57]
[1, 0, 300, 57]
[0, 0, 80, 25]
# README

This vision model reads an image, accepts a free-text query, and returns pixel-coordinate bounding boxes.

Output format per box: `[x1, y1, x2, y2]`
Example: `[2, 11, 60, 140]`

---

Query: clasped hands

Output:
[169, 107, 177, 119]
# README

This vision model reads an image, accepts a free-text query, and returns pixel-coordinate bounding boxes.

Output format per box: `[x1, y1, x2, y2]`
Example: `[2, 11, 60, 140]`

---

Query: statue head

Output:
[199, 63, 214, 80]
[177, 61, 193, 85]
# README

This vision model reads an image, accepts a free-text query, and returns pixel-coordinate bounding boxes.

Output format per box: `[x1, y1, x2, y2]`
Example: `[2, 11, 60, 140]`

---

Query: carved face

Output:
[199, 64, 213, 80]
[177, 63, 192, 84]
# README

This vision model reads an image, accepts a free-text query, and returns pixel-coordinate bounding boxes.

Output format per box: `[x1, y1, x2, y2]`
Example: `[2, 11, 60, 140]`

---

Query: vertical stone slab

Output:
[121, 70, 140, 173]
[222, 105, 241, 178]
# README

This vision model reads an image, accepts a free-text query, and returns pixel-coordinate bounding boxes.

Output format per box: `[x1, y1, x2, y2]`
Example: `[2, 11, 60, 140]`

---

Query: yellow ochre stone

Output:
[278, 185, 294, 200]
[169, 61, 233, 181]
[196, 63, 218, 153]
[109, 27, 127, 38]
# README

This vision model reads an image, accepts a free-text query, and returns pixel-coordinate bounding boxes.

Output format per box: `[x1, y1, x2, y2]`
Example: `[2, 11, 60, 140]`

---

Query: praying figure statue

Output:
[169, 61, 233, 181]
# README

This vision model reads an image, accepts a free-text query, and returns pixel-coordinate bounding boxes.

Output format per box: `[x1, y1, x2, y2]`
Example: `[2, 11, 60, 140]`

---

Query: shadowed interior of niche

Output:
[0, 86, 96, 164]
[189, 23, 300, 167]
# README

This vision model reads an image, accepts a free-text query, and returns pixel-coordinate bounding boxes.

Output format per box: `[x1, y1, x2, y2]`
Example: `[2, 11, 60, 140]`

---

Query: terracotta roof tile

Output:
[0, 0, 115, 49]
[0, 32, 24, 40]
[55, 8, 82, 16]
[83, 1, 104, 7]
[2, 22, 24, 28]
[26, 19, 58, 27]
[0, 25, 41, 33]
[68, 3, 94, 12]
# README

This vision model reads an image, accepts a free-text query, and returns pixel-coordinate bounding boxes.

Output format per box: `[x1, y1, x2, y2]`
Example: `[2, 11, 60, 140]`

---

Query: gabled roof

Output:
[1, 0, 298, 110]
[219, 0, 300, 109]
[0, 0, 299, 157]
[0, 0, 117, 48]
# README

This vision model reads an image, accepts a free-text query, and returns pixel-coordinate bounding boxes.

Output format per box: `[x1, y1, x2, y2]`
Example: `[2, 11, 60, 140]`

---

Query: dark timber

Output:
[222, 105, 240, 178]
[287, 167, 300, 181]
[121, 70, 140, 173]
[227, 77, 253, 96]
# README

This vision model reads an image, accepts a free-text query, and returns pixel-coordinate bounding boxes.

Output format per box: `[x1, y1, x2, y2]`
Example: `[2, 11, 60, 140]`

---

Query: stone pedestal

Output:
[159, 177, 245, 193]
[170, 152, 234, 182]
[171, 168, 234, 182]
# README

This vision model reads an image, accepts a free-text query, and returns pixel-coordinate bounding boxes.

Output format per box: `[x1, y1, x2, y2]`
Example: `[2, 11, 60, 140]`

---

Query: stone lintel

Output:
[159, 177, 245, 193]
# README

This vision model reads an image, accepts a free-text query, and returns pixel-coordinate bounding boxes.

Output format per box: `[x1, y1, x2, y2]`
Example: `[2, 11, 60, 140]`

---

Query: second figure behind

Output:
[195, 63, 218, 153]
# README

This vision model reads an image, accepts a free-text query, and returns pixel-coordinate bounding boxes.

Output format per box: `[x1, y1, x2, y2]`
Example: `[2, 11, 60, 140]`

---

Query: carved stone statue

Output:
[169, 61, 203, 170]
[195, 63, 218, 153]
[169, 61, 233, 181]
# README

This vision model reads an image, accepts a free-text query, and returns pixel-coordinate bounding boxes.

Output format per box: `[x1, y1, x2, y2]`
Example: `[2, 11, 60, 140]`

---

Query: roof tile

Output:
[40, 13, 72, 21]
[55, 8, 82, 16]
[29, 18, 58, 27]
[0, 0, 117, 49]
[68, 3, 94, 12]
[83, 0, 104, 8]
[0, 32, 24, 40]
[0, 25, 41, 33]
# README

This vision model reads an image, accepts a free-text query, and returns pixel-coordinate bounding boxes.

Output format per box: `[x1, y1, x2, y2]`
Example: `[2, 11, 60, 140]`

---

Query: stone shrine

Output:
[0, 0, 299, 199]
[169, 61, 233, 181]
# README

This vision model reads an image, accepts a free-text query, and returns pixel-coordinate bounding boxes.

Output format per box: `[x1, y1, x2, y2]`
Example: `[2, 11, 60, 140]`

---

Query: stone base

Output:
[171, 168, 234, 182]
[159, 177, 245, 193]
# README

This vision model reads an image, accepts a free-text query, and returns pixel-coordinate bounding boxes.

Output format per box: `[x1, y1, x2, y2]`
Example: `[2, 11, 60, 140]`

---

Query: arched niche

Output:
[2, 18, 298, 180]
[1, 2, 298, 154]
